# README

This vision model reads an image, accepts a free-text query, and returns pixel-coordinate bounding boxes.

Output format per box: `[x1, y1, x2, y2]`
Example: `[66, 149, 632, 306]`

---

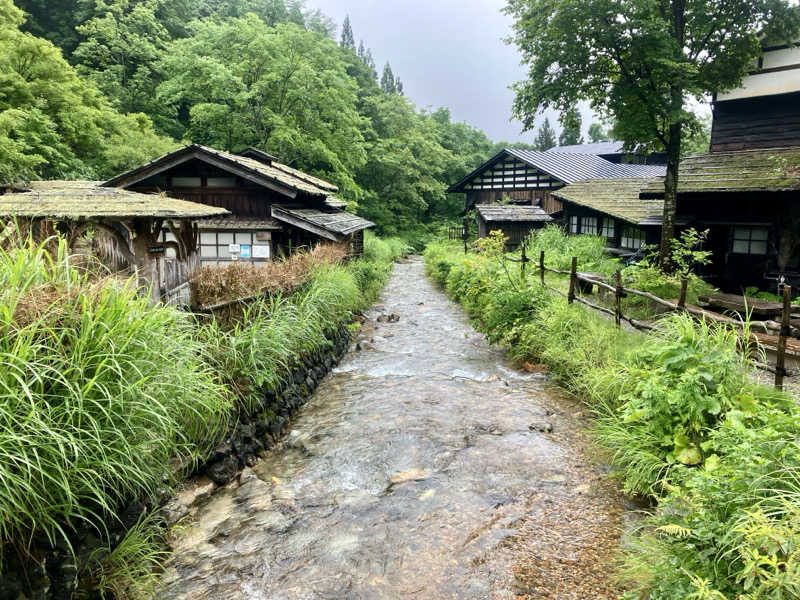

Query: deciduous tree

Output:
[505, 0, 800, 269]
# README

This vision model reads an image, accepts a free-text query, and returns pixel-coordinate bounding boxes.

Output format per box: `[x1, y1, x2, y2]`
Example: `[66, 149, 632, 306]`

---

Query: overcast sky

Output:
[307, 0, 581, 144]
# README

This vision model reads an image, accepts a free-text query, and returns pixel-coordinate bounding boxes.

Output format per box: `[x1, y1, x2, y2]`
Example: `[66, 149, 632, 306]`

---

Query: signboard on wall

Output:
[253, 245, 270, 258]
[240, 245, 251, 259]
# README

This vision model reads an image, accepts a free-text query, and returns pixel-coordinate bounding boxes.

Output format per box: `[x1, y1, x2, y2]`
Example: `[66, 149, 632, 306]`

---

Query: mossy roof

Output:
[272, 205, 374, 241]
[476, 205, 554, 222]
[103, 144, 339, 198]
[553, 177, 665, 224]
[642, 147, 800, 195]
[0, 181, 230, 219]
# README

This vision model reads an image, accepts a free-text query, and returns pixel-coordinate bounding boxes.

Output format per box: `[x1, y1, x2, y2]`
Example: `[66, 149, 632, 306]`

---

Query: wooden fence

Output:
[506, 245, 796, 389]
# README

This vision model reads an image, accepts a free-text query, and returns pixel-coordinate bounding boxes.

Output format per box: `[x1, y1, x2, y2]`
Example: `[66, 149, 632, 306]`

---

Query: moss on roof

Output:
[103, 144, 340, 199]
[553, 178, 665, 224]
[476, 205, 554, 222]
[642, 147, 800, 195]
[0, 181, 230, 219]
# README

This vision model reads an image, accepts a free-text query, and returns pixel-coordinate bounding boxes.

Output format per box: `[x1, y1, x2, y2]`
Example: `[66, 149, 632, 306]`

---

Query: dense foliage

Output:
[0, 231, 404, 593]
[7, 0, 499, 237]
[425, 239, 800, 599]
[0, 237, 229, 554]
[0, 0, 175, 182]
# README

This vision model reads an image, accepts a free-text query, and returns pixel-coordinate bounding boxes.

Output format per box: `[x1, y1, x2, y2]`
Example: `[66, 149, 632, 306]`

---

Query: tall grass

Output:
[424, 240, 800, 599]
[0, 238, 230, 560]
[199, 234, 406, 412]
[0, 231, 402, 593]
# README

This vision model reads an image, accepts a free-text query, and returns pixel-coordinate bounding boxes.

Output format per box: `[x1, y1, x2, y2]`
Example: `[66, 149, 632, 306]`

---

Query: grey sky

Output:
[308, 0, 576, 144]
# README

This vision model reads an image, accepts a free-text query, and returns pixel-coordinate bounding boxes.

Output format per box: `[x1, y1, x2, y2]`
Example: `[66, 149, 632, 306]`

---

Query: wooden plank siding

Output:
[711, 92, 800, 152]
[466, 189, 562, 214]
[477, 217, 544, 248]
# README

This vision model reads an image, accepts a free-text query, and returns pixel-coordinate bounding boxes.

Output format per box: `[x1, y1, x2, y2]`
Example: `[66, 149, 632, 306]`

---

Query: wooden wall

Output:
[467, 189, 563, 214]
[476, 216, 546, 248]
[711, 92, 800, 152]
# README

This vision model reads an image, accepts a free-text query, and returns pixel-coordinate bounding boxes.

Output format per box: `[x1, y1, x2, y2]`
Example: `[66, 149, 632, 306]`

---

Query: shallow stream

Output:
[160, 258, 628, 599]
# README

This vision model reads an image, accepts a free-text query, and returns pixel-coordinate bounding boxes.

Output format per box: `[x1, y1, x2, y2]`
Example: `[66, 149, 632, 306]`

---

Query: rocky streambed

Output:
[159, 258, 631, 599]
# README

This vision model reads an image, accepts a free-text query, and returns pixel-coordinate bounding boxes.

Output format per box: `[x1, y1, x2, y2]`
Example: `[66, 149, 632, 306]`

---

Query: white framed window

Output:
[581, 216, 598, 236]
[732, 227, 768, 255]
[601, 218, 615, 239]
[570, 216, 579, 233]
[621, 227, 646, 249]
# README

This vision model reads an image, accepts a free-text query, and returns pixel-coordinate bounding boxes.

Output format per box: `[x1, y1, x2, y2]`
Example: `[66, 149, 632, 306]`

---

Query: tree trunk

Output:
[659, 91, 684, 271]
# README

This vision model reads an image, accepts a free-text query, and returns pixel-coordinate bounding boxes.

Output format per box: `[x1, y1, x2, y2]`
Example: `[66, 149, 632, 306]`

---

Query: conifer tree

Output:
[358, 39, 365, 60]
[381, 62, 396, 94]
[339, 14, 354, 49]
[533, 117, 557, 151]
[364, 48, 376, 78]
[395, 76, 404, 95]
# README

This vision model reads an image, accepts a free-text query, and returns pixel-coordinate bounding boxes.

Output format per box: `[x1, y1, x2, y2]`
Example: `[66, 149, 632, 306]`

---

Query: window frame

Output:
[731, 226, 769, 256]
[621, 226, 646, 250]
[600, 217, 615, 240]
[581, 216, 598, 236]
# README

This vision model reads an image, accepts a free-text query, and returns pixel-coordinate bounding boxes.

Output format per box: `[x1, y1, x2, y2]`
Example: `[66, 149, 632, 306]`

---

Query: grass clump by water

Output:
[0, 238, 230, 563]
[424, 239, 800, 599]
[199, 232, 407, 412]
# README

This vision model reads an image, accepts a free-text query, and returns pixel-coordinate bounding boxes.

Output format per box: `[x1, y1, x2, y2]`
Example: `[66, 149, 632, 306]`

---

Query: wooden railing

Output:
[506, 246, 796, 389]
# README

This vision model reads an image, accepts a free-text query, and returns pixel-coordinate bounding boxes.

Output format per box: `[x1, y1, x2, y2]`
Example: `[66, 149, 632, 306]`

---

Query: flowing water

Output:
[160, 258, 628, 599]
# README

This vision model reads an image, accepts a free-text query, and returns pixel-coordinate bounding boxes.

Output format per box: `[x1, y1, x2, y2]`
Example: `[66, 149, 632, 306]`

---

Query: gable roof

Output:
[642, 147, 800, 195]
[0, 181, 230, 220]
[271, 205, 374, 242]
[476, 205, 554, 223]
[103, 144, 338, 198]
[447, 148, 666, 193]
[553, 177, 665, 224]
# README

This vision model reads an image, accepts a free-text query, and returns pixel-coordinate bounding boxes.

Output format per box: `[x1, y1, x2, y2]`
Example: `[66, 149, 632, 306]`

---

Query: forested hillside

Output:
[6, 0, 503, 235]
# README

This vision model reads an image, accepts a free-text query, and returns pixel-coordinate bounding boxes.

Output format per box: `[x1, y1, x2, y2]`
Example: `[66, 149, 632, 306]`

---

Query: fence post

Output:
[521, 241, 527, 279]
[678, 278, 689, 310]
[539, 250, 545, 286]
[568, 256, 577, 304]
[614, 270, 622, 328]
[775, 284, 792, 390]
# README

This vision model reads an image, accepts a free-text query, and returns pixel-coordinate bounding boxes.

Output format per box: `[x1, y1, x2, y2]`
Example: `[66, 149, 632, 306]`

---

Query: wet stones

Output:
[198, 326, 351, 486]
[376, 313, 401, 323]
[207, 454, 239, 486]
[529, 422, 554, 434]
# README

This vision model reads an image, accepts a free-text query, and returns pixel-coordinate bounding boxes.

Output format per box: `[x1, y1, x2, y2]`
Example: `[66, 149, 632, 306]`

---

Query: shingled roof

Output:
[642, 147, 800, 195]
[271, 205, 374, 242]
[0, 181, 230, 219]
[103, 144, 339, 198]
[476, 205, 554, 223]
[553, 177, 665, 224]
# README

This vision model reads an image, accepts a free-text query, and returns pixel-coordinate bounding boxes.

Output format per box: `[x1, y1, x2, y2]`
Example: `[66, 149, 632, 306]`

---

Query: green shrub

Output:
[0, 239, 230, 557]
[527, 225, 620, 273]
[423, 239, 800, 599]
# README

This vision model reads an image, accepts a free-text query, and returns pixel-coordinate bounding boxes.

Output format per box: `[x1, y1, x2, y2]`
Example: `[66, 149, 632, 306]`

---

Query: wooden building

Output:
[0, 180, 228, 303]
[102, 144, 374, 265]
[447, 148, 665, 241]
[475, 205, 553, 247]
[551, 40, 800, 292]
[552, 178, 666, 256]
